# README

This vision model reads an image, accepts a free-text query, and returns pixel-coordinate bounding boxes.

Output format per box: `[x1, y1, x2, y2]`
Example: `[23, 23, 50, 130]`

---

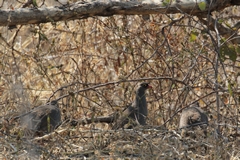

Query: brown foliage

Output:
[0, 0, 239, 159]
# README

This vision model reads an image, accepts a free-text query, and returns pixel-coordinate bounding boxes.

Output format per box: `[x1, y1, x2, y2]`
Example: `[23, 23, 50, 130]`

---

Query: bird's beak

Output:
[148, 85, 152, 89]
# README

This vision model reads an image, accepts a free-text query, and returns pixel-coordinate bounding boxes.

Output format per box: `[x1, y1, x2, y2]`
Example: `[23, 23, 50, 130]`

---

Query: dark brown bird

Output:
[15, 100, 61, 136]
[112, 82, 152, 129]
[179, 102, 208, 136]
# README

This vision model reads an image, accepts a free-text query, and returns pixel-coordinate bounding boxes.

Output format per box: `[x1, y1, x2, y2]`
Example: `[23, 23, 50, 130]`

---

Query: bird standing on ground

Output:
[112, 82, 152, 129]
[15, 100, 61, 136]
[179, 102, 208, 137]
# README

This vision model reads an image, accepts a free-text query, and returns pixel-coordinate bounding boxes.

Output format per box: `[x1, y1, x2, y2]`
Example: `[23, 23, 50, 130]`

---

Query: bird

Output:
[179, 102, 208, 137]
[112, 82, 152, 129]
[14, 100, 61, 136]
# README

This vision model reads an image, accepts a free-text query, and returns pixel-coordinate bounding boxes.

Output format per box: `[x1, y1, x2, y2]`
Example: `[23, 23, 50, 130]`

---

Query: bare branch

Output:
[0, 0, 231, 26]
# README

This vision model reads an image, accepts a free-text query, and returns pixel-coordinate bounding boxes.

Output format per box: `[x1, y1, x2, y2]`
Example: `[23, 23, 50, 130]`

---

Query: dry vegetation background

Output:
[0, 0, 240, 159]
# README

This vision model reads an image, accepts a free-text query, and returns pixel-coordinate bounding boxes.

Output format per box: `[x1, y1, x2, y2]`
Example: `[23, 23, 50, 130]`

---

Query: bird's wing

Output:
[112, 106, 138, 129]
[20, 105, 61, 132]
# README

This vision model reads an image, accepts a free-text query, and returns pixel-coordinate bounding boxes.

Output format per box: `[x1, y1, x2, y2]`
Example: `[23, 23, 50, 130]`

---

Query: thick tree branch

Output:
[0, 0, 231, 26]
[231, 0, 240, 5]
[69, 116, 116, 126]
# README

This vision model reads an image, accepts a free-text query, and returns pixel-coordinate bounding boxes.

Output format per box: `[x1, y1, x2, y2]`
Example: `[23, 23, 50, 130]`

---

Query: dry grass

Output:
[0, 0, 240, 159]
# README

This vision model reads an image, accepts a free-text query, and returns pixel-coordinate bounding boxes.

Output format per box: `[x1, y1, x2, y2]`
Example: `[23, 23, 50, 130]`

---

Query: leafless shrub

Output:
[0, 0, 239, 159]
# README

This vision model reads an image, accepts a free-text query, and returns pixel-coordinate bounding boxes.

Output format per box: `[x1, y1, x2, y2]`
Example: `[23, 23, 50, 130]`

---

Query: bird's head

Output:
[137, 82, 152, 93]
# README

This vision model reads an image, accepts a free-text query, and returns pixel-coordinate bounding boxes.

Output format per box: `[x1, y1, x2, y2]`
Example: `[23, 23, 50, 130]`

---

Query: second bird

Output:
[179, 102, 208, 137]
[15, 100, 61, 136]
[112, 82, 152, 129]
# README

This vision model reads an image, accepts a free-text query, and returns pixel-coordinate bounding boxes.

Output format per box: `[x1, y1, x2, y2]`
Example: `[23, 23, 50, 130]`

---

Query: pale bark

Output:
[0, 0, 231, 26]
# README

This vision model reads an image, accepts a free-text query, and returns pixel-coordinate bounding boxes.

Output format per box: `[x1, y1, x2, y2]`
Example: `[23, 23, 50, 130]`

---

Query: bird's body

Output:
[179, 102, 208, 137]
[112, 82, 151, 129]
[18, 100, 61, 136]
